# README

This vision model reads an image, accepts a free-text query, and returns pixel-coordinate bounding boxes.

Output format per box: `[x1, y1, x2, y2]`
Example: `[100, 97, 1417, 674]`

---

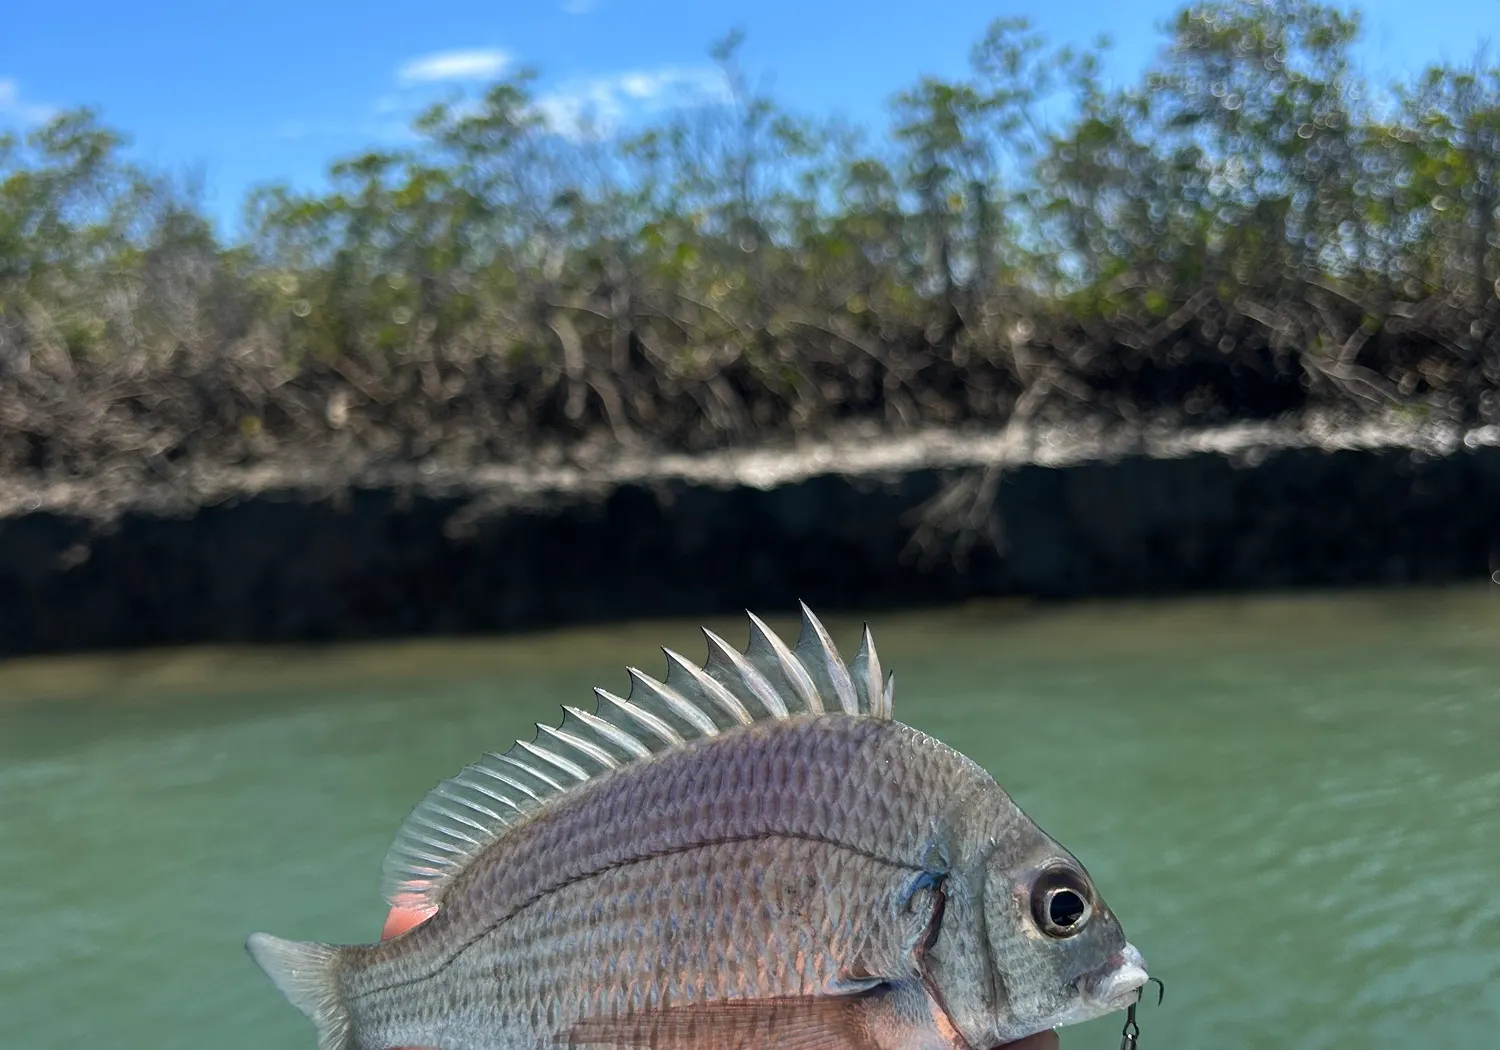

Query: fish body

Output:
[249, 608, 1150, 1050]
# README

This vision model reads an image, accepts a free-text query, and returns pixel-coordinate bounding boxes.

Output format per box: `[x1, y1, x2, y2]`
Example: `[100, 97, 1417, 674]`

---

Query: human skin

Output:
[379, 906, 1063, 1050]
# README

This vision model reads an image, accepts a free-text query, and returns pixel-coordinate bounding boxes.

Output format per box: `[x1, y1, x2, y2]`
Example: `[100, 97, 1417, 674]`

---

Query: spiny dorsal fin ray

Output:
[850, 625, 889, 720]
[701, 627, 788, 721]
[793, 601, 861, 716]
[380, 607, 894, 910]
[743, 612, 817, 715]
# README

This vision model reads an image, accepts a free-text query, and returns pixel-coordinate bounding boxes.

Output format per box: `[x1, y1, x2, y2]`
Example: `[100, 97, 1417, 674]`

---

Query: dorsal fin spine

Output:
[467, 769, 531, 807]
[516, 739, 589, 781]
[851, 625, 887, 718]
[422, 804, 490, 840]
[495, 752, 566, 793]
[438, 791, 508, 823]
[797, 602, 860, 716]
[379, 607, 896, 911]
[537, 724, 620, 769]
[691, 632, 768, 723]
[745, 612, 817, 714]
[595, 688, 683, 746]
[565, 705, 654, 758]
[704, 627, 789, 719]
[662, 648, 752, 727]
[407, 832, 462, 856]
[629, 665, 721, 737]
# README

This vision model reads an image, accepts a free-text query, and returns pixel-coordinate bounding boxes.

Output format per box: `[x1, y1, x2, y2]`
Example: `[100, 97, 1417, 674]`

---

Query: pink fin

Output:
[560, 996, 873, 1050]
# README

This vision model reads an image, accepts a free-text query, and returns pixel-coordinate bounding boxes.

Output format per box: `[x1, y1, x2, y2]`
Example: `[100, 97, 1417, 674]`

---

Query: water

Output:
[2, 589, 1498, 1050]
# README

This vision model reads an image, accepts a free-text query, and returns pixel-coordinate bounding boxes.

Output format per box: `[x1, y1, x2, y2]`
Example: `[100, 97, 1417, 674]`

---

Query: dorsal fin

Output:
[380, 604, 894, 910]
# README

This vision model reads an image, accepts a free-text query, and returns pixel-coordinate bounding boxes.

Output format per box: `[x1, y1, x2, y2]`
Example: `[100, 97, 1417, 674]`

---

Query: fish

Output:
[247, 605, 1150, 1050]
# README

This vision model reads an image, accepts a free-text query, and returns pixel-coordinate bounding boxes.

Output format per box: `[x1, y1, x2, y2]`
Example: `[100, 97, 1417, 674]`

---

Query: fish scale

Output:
[474, 842, 924, 1031]
[437, 716, 987, 928]
[341, 718, 978, 1047]
[248, 607, 1152, 1050]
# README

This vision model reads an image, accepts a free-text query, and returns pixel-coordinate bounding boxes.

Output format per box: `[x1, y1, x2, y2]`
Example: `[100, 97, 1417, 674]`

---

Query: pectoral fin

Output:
[559, 994, 879, 1050]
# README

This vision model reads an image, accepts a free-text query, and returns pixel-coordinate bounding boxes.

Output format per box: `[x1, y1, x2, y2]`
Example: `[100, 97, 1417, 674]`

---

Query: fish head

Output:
[976, 839, 1149, 1042]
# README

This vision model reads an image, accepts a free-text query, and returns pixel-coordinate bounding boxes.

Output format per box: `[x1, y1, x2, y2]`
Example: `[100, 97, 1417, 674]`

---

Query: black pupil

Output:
[1049, 889, 1086, 928]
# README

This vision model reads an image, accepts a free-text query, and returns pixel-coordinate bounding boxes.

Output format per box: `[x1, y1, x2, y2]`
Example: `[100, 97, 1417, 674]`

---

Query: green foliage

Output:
[2, 0, 1500, 482]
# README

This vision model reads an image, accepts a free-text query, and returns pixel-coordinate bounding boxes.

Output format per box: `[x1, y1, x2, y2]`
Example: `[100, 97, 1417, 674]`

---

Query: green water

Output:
[2, 589, 1498, 1050]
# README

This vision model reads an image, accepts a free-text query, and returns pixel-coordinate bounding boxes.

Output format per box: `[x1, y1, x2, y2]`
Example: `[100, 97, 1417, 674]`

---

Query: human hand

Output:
[379, 906, 1060, 1050]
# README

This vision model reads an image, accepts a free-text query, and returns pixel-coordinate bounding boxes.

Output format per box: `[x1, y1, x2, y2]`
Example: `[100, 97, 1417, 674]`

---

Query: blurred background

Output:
[2, 1, 1498, 1047]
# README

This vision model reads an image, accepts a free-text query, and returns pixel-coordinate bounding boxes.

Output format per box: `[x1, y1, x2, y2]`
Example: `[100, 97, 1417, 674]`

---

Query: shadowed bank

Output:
[3, 419, 1499, 657]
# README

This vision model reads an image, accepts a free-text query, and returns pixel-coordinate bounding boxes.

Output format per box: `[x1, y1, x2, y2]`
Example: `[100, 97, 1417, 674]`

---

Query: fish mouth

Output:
[1077, 942, 1150, 1014]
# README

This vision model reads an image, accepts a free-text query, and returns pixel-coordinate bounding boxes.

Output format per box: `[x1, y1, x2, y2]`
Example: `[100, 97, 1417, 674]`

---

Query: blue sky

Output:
[1, 0, 1494, 236]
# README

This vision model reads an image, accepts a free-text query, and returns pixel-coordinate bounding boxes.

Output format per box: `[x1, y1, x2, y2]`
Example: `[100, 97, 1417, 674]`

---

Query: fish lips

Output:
[1076, 942, 1150, 1014]
[1011, 942, 1150, 1039]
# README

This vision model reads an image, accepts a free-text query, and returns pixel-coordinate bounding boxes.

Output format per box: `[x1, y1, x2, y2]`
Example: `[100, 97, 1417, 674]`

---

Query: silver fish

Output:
[248, 605, 1150, 1050]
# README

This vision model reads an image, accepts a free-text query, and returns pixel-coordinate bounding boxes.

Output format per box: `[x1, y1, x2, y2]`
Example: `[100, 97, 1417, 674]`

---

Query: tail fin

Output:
[246, 932, 353, 1050]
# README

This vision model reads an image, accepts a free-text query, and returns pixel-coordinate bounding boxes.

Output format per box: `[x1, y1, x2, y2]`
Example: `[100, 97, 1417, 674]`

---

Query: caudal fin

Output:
[246, 932, 353, 1050]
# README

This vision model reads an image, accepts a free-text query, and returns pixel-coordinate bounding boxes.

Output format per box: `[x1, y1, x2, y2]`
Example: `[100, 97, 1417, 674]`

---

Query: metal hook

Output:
[1119, 976, 1164, 1049]
[1119, 1002, 1141, 1050]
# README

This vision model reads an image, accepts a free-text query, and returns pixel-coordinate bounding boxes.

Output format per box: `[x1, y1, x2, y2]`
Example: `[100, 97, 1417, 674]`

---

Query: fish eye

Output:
[1030, 867, 1094, 938]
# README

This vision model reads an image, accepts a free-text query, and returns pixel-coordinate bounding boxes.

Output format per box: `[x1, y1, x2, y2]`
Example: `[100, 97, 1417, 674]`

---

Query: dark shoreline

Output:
[2, 419, 1498, 658]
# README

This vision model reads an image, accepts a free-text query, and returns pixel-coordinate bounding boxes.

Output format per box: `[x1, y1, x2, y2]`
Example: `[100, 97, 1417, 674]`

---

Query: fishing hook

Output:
[1118, 976, 1165, 1049]
[1119, 1002, 1141, 1050]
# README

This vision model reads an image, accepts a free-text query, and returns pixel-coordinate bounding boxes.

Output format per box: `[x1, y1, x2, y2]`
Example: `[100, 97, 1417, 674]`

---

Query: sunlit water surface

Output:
[2, 588, 1497, 1050]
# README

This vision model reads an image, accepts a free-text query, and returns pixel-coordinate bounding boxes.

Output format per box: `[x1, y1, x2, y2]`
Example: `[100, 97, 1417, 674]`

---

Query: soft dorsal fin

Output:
[380, 604, 895, 910]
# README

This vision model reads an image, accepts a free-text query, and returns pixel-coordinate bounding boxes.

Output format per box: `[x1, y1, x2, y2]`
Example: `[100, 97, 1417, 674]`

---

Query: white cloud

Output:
[281, 56, 727, 148]
[396, 49, 510, 86]
[561, 0, 598, 13]
[0, 78, 57, 125]
[535, 66, 730, 139]
[276, 51, 505, 146]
